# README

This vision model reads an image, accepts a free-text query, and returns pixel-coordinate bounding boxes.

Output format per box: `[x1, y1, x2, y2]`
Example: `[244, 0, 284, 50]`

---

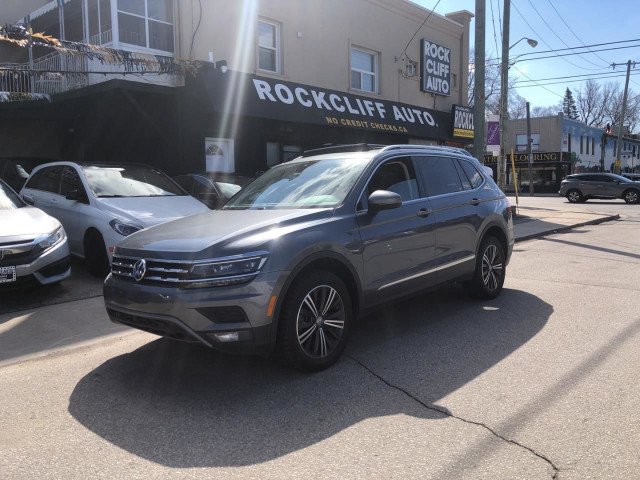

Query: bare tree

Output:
[605, 84, 640, 133]
[576, 79, 610, 126]
[508, 92, 528, 119]
[468, 49, 501, 108]
[531, 104, 560, 117]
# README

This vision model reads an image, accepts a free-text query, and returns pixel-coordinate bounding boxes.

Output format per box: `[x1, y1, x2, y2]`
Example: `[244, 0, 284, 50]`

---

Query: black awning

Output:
[187, 68, 454, 141]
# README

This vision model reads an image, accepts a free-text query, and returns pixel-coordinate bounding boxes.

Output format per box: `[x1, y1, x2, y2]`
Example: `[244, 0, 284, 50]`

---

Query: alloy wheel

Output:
[296, 285, 345, 358]
[481, 244, 503, 292]
[625, 190, 639, 204]
[568, 191, 581, 202]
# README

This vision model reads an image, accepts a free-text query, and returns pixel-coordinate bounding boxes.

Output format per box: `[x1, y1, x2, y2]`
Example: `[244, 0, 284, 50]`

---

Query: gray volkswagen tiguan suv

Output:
[103, 144, 514, 371]
[559, 173, 640, 204]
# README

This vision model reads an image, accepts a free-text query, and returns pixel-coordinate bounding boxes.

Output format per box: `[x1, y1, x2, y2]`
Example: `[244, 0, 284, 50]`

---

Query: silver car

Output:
[559, 173, 640, 204]
[104, 145, 514, 371]
[0, 179, 71, 287]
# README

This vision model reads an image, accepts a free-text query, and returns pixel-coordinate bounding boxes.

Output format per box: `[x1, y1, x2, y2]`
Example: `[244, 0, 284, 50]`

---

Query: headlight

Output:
[185, 254, 268, 288]
[38, 227, 66, 251]
[109, 219, 143, 236]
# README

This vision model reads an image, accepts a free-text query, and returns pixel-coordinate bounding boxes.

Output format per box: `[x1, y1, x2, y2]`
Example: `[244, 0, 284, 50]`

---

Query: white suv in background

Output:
[20, 162, 209, 276]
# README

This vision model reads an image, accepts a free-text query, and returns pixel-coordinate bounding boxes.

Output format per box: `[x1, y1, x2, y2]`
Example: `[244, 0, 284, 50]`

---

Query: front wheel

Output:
[623, 189, 639, 204]
[567, 189, 583, 203]
[277, 271, 353, 371]
[465, 236, 506, 299]
[84, 230, 110, 277]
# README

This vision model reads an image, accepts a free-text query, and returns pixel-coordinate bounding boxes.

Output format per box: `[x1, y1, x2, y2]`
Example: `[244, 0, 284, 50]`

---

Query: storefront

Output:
[484, 151, 572, 193]
[179, 68, 461, 176]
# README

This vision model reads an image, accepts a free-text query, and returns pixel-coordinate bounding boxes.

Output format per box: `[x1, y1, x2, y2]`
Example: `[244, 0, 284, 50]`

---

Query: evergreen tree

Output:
[562, 88, 579, 120]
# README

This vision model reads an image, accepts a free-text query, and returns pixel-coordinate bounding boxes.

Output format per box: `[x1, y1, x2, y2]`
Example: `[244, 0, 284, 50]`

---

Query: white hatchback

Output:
[20, 162, 209, 276]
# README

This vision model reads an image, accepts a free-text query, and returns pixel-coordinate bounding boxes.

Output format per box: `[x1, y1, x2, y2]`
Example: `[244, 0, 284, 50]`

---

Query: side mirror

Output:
[367, 190, 402, 214]
[65, 189, 80, 201]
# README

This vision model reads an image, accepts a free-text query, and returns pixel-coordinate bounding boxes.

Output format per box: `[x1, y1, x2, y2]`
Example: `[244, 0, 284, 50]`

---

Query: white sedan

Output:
[20, 162, 209, 276]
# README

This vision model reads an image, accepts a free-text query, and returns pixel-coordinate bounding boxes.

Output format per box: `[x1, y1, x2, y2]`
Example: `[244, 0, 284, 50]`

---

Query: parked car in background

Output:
[559, 173, 640, 204]
[104, 144, 514, 371]
[173, 173, 254, 209]
[0, 157, 53, 193]
[0, 178, 70, 287]
[20, 162, 209, 276]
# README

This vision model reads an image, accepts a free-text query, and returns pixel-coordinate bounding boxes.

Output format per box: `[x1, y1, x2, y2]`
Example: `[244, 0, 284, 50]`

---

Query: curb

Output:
[514, 214, 620, 243]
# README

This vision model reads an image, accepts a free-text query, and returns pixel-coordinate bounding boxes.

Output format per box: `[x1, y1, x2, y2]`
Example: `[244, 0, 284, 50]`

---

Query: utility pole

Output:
[615, 60, 633, 174]
[473, 0, 486, 165]
[498, 0, 510, 191]
[526, 101, 533, 196]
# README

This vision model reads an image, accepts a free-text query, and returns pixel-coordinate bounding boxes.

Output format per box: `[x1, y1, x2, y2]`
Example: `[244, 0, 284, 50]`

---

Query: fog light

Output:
[214, 332, 240, 342]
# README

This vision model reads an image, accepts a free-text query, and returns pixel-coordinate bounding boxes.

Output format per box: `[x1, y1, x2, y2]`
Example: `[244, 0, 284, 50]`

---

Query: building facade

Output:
[0, 0, 473, 176]
[484, 113, 640, 193]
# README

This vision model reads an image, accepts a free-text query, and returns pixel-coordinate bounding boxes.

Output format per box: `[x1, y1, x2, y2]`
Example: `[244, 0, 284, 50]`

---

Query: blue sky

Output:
[413, 0, 640, 109]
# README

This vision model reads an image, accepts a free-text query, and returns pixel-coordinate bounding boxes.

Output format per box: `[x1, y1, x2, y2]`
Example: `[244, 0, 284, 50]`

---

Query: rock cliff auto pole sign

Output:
[452, 105, 474, 139]
[421, 39, 451, 96]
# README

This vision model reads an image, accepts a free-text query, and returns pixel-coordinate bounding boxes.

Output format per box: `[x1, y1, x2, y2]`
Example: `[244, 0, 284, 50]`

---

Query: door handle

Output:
[471, 198, 481, 206]
[417, 208, 431, 218]
[23, 194, 34, 205]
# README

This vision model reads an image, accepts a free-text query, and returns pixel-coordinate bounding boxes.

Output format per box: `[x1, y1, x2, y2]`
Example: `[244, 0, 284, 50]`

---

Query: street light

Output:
[497, 33, 538, 191]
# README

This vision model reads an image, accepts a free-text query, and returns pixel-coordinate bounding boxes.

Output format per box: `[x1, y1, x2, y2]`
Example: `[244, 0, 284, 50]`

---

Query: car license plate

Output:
[0, 266, 17, 283]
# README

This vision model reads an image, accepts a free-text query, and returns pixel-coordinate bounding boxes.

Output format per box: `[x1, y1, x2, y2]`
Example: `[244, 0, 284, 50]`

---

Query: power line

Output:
[525, 0, 603, 69]
[485, 37, 640, 62]
[514, 69, 631, 85]
[545, 0, 611, 66]
[515, 72, 640, 88]
[511, 0, 602, 71]
[479, 44, 640, 66]
[510, 65, 564, 98]
[489, 0, 501, 61]
[398, 0, 442, 61]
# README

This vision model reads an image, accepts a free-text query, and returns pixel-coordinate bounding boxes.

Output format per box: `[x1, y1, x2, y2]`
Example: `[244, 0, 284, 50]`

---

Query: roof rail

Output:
[381, 145, 474, 158]
[300, 143, 385, 157]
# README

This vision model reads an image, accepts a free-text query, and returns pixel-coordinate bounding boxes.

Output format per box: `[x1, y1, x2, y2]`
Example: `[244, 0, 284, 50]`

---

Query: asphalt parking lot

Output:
[1, 197, 640, 479]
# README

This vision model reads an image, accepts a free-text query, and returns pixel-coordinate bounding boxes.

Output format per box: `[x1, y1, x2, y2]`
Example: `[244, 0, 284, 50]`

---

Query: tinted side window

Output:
[193, 176, 217, 196]
[174, 175, 194, 193]
[60, 166, 86, 197]
[458, 159, 484, 189]
[26, 166, 62, 193]
[581, 175, 597, 182]
[366, 157, 418, 202]
[594, 175, 614, 182]
[415, 156, 464, 197]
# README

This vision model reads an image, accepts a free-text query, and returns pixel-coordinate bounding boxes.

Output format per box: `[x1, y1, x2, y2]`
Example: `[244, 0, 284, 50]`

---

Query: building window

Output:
[117, 0, 174, 53]
[516, 134, 540, 152]
[350, 47, 378, 93]
[592, 138, 595, 155]
[580, 136, 583, 154]
[586, 137, 589, 154]
[451, 73, 457, 87]
[258, 20, 280, 73]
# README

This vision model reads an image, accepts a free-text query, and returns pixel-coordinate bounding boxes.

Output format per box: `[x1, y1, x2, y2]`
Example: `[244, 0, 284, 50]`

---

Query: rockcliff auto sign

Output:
[193, 70, 453, 140]
[421, 39, 451, 96]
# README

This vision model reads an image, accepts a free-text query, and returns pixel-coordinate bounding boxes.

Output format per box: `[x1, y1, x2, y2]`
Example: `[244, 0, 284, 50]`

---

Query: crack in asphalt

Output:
[348, 354, 560, 480]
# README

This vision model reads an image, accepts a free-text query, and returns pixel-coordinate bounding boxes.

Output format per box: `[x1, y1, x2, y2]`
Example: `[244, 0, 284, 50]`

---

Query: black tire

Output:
[84, 230, 110, 277]
[465, 236, 506, 300]
[277, 271, 353, 371]
[623, 189, 639, 204]
[567, 189, 583, 203]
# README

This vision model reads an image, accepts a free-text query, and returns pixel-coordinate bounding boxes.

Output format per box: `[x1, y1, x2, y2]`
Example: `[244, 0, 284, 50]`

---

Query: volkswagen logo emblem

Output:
[133, 259, 147, 282]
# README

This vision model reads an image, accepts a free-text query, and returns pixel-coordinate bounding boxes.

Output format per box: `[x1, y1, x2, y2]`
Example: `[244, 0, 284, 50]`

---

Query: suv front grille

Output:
[111, 255, 191, 287]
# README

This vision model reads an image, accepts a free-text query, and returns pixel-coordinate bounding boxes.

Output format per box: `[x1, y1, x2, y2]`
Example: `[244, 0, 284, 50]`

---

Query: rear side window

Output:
[25, 166, 62, 193]
[457, 159, 484, 189]
[414, 156, 464, 197]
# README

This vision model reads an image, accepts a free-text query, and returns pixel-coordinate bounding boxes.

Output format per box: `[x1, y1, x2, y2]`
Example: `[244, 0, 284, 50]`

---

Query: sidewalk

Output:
[512, 201, 620, 242]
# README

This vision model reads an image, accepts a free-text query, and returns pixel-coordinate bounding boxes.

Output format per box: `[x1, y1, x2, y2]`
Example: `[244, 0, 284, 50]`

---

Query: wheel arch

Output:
[270, 251, 362, 343]
[477, 222, 509, 260]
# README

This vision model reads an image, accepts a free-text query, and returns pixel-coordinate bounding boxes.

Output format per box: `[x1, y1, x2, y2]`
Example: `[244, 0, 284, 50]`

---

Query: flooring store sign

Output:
[421, 39, 451, 96]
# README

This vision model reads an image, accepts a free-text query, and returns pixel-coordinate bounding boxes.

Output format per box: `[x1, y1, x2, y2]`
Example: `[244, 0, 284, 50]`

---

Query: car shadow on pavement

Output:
[68, 286, 552, 468]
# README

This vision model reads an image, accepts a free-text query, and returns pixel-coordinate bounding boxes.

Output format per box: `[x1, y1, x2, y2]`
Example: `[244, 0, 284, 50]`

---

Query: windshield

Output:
[223, 157, 369, 210]
[0, 181, 25, 210]
[217, 182, 244, 198]
[83, 166, 186, 198]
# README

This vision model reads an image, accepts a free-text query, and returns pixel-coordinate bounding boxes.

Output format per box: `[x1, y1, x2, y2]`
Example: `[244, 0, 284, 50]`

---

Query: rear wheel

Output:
[465, 236, 506, 300]
[84, 230, 110, 277]
[623, 189, 639, 204]
[277, 271, 352, 371]
[567, 189, 583, 203]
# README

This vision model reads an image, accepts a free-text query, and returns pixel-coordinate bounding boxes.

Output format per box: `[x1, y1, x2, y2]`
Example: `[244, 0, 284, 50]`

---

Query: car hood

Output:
[96, 195, 209, 227]
[116, 208, 334, 258]
[0, 207, 60, 243]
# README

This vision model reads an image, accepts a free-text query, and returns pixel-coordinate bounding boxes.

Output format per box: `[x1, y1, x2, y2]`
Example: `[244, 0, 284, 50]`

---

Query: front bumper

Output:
[8, 238, 71, 286]
[103, 270, 283, 354]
